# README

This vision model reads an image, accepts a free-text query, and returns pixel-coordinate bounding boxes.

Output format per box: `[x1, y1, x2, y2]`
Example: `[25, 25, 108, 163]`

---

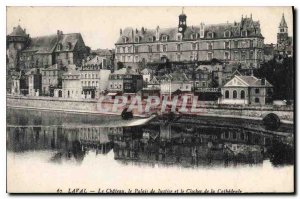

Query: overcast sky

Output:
[7, 6, 293, 50]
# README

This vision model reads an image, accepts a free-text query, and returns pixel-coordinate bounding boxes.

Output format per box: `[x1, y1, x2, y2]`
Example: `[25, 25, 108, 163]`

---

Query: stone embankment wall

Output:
[7, 95, 294, 122]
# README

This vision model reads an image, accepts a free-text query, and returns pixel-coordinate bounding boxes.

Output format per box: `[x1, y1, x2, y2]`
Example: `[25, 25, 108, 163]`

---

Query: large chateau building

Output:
[115, 12, 265, 69]
[6, 26, 89, 72]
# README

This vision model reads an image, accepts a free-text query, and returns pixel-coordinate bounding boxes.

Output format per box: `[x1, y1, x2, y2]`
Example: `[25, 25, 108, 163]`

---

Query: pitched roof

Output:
[55, 33, 83, 52]
[85, 55, 105, 65]
[116, 16, 262, 44]
[23, 34, 58, 54]
[113, 67, 139, 75]
[236, 75, 273, 87]
[9, 25, 28, 37]
[279, 13, 288, 28]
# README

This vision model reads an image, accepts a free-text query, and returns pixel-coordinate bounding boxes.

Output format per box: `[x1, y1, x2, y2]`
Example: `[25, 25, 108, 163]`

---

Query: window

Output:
[241, 30, 247, 37]
[148, 46, 152, 53]
[233, 90, 237, 99]
[255, 88, 260, 94]
[207, 52, 213, 60]
[177, 35, 182, 41]
[234, 51, 239, 60]
[57, 44, 62, 51]
[152, 36, 156, 42]
[241, 51, 246, 61]
[224, 31, 231, 38]
[128, 46, 132, 53]
[117, 47, 120, 53]
[192, 43, 197, 50]
[249, 51, 254, 59]
[177, 44, 181, 51]
[224, 41, 230, 49]
[177, 54, 181, 62]
[241, 90, 245, 99]
[163, 45, 167, 52]
[225, 90, 229, 99]
[250, 40, 254, 48]
[162, 35, 168, 41]
[134, 46, 139, 53]
[207, 42, 213, 50]
[125, 47, 128, 53]
[207, 32, 214, 38]
[157, 44, 160, 52]
[280, 28, 284, 33]
[224, 52, 230, 60]
[234, 41, 238, 48]
[232, 132, 237, 139]
[255, 98, 260, 103]
[122, 37, 128, 43]
[122, 47, 125, 53]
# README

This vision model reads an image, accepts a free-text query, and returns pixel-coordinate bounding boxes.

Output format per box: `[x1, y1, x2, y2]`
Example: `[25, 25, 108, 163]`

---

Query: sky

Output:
[7, 6, 293, 50]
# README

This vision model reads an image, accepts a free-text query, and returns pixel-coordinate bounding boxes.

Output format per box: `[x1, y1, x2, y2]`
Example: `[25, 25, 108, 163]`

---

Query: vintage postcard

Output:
[6, 6, 294, 194]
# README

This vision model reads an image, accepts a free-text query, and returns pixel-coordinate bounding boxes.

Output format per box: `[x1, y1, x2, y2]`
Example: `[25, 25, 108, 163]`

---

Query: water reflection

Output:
[7, 120, 294, 168]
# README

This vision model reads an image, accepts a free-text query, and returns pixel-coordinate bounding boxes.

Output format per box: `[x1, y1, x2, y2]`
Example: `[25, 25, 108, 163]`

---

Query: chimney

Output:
[24, 28, 26, 33]
[141, 27, 145, 34]
[136, 28, 138, 34]
[120, 28, 122, 35]
[261, 78, 266, 85]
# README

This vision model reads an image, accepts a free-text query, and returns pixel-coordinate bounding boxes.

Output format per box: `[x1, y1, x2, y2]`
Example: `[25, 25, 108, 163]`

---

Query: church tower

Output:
[277, 13, 289, 45]
[178, 8, 187, 34]
[6, 25, 30, 71]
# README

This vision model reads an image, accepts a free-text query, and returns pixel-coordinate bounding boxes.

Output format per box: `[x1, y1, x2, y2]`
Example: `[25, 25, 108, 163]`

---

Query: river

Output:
[7, 108, 294, 193]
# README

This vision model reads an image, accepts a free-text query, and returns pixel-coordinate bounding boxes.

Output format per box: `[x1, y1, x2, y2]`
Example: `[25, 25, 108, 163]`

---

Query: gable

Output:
[224, 76, 248, 87]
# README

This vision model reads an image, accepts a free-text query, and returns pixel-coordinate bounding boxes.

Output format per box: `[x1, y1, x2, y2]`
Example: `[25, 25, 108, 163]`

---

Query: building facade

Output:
[115, 13, 264, 69]
[80, 56, 111, 99]
[7, 26, 89, 72]
[219, 75, 273, 105]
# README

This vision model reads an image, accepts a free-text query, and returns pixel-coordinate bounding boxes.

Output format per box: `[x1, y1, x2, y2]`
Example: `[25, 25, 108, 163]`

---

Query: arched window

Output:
[241, 90, 245, 99]
[233, 90, 237, 99]
[57, 43, 62, 51]
[122, 37, 128, 43]
[207, 32, 214, 38]
[224, 30, 231, 38]
[225, 90, 229, 99]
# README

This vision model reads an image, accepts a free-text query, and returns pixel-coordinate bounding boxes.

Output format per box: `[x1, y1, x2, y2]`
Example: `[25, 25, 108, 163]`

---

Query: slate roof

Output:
[235, 75, 273, 87]
[279, 14, 288, 28]
[9, 25, 28, 37]
[116, 16, 262, 44]
[54, 33, 82, 52]
[22, 32, 83, 54]
[85, 55, 105, 65]
[22, 34, 58, 54]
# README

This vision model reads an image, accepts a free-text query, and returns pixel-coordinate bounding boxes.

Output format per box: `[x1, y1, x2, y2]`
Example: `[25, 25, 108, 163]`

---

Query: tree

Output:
[117, 61, 124, 70]
[254, 57, 294, 100]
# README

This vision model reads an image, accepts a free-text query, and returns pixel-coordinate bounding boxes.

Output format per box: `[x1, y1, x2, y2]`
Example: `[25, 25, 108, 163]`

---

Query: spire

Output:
[182, 7, 184, 15]
[279, 13, 288, 28]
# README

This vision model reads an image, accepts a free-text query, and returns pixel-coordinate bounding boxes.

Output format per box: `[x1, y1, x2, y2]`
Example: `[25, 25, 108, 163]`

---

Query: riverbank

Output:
[6, 95, 294, 124]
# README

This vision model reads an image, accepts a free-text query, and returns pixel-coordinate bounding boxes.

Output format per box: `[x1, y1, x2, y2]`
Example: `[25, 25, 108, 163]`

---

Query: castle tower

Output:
[178, 7, 187, 34]
[277, 13, 289, 45]
[6, 25, 30, 71]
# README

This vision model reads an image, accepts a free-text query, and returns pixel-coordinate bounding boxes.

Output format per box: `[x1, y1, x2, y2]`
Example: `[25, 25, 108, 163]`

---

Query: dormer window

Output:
[224, 30, 231, 38]
[66, 42, 72, 50]
[152, 36, 156, 42]
[177, 34, 182, 41]
[241, 30, 247, 37]
[135, 36, 141, 43]
[162, 35, 168, 42]
[207, 32, 214, 39]
[191, 33, 198, 40]
[57, 43, 62, 51]
[122, 37, 129, 43]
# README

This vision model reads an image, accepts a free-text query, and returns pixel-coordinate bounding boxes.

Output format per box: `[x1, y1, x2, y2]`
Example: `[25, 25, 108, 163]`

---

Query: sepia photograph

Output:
[6, 6, 295, 194]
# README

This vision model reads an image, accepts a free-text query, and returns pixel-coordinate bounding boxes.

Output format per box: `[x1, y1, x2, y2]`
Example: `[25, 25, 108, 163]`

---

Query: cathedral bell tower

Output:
[178, 8, 187, 34]
[277, 13, 288, 45]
